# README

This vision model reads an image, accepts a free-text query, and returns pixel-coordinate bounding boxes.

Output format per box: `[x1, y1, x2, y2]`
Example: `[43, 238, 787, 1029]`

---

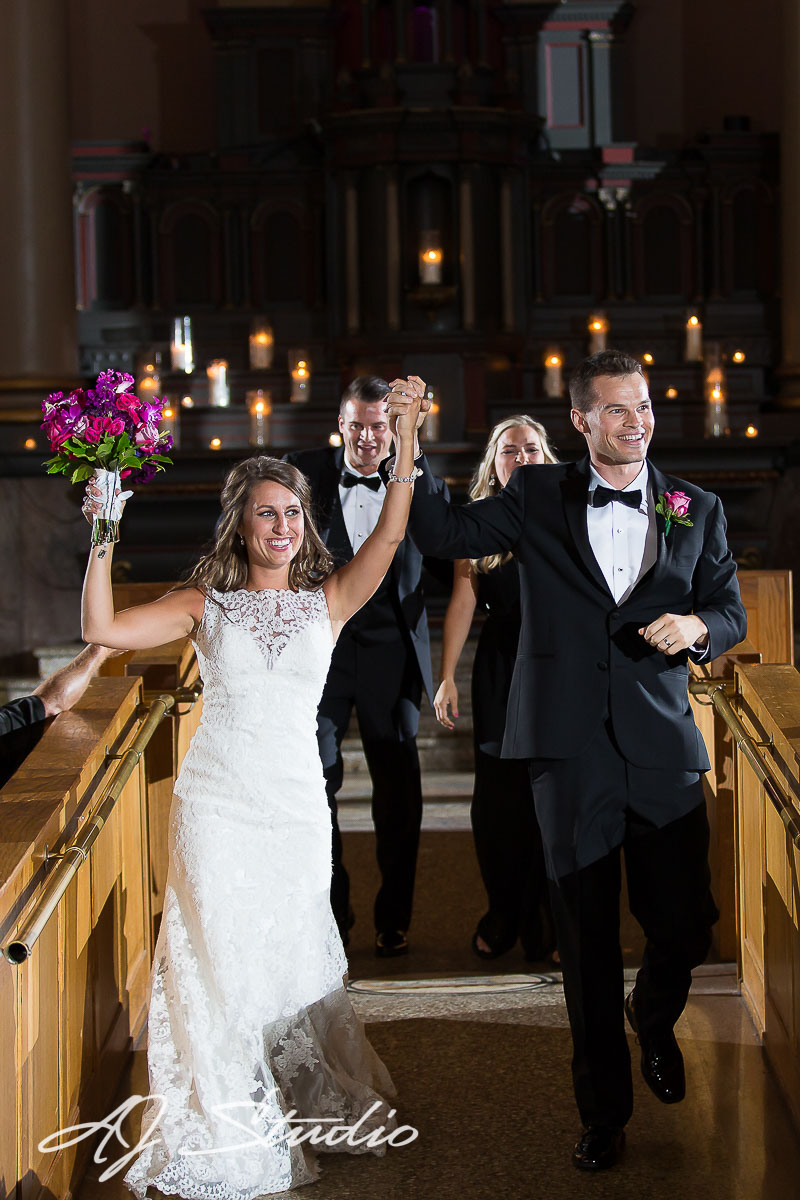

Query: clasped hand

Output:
[384, 376, 430, 439]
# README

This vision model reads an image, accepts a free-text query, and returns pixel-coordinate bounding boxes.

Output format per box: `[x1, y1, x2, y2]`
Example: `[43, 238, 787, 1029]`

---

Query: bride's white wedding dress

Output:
[125, 587, 396, 1200]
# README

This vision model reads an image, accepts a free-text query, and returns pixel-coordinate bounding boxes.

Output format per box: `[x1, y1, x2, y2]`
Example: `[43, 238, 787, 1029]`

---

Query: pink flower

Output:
[116, 392, 141, 414]
[83, 423, 103, 444]
[664, 490, 691, 518]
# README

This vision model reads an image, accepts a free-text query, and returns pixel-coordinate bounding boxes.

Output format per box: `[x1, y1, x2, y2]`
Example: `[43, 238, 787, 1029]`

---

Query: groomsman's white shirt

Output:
[587, 461, 651, 603]
[339, 455, 385, 550]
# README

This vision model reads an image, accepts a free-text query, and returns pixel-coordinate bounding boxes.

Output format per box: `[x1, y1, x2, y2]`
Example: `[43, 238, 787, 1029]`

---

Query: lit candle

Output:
[685, 315, 703, 361]
[732, 350, 746, 364]
[137, 357, 161, 397]
[705, 367, 729, 438]
[419, 232, 443, 285]
[745, 424, 758, 438]
[289, 351, 311, 402]
[247, 389, 272, 447]
[543, 352, 563, 398]
[171, 316, 194, 373]
[329, 432, 343, 447]
[181, 394, 194, 408]
[666, 387, 679, 399]
[209, 437, 222, 450]
[24, 437, 36, 450]
[160, 400, 180, 448]
[207, 360, 230, 407]
[249, 321, 274, 370]
[588, 314, 609, 354]
[422, 388, 440, 442]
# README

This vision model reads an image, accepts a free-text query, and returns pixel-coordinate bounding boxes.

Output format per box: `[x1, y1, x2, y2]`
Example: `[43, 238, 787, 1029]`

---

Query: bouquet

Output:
[41, 370, 173, 545]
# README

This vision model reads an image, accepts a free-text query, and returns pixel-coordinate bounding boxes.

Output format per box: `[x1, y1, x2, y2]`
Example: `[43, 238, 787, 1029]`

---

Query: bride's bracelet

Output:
[388, 466, 422, 485]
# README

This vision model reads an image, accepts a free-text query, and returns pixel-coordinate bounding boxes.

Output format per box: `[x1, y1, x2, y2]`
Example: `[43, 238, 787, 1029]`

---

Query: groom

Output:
[395, 350, 746, 1169]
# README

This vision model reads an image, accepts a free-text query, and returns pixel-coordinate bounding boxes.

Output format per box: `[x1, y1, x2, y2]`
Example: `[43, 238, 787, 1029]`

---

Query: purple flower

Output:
[129, 460, 159, 484]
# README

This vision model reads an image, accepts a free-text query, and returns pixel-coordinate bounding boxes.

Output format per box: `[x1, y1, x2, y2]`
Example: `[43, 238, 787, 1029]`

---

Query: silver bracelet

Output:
[387, 466, 422, 485]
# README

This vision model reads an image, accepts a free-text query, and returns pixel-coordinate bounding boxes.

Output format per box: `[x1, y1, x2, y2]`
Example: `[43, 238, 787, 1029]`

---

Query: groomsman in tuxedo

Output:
[394, 351, 746, 1169]
[285, 375, 448, 957]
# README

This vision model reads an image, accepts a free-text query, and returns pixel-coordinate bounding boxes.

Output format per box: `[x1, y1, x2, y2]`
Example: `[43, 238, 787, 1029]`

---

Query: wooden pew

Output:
[102, 583, 203, 941]
[731, 664, 800, 1129]
[0, 612, 201, 1200]
[689, 569, 794, 960]
[0, 676, 148, 1200]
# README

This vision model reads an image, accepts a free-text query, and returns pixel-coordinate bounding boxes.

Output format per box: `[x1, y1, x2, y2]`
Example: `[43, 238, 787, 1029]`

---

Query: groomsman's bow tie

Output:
[590, 485, 642, 510]
[340, 472, 382, 492]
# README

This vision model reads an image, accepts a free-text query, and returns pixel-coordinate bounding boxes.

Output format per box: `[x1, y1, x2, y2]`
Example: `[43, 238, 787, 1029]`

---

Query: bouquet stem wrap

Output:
[91, 467, 123, 546]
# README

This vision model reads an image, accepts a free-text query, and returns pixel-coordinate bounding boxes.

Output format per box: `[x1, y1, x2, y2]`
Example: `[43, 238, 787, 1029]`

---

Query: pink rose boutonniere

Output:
[656, 489, 693, 537]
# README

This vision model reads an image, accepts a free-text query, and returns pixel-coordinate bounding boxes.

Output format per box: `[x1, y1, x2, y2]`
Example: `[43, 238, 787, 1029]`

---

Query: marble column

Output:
[0, 0, 77, 409]
[778, 0, 800, 406]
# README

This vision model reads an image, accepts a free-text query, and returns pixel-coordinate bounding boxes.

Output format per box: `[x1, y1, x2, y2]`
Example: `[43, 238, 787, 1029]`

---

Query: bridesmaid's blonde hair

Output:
[470, 415, 558, 574]
[181, 457, 334, 594]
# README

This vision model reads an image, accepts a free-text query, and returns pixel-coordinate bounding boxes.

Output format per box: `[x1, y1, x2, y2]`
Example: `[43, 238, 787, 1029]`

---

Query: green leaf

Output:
[70, 464, 94, 484]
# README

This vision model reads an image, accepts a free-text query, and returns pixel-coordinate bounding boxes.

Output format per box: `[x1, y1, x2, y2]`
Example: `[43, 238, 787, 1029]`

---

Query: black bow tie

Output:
[340, 471, 382, 492]
[590, 485, 643, 510]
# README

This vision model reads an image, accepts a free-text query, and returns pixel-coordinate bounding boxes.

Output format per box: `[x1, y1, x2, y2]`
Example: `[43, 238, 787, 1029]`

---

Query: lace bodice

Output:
[203, 586, 332, 669]
[191, 586, 333, 717]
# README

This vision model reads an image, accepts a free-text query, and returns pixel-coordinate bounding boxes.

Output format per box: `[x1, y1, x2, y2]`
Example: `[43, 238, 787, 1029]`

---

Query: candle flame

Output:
[24, 438, 36, 450]
[547, 355, 562, 367]
[745, 424, 758, 438]
[733, 351, 746, 363]
[181, 396, 194, 407]
[423, 249, 442, 263]
[666, 388, 678, 399]
[688, 316, 700, 327]
[643, 353, 654, 364]
[163, 407, 174, 419]
[254, 400, 266, 414]
[210, 438, 222, 450]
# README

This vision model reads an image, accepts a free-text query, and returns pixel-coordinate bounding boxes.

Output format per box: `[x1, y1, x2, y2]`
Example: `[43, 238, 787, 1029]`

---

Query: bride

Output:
[81, 379, 426, 1198]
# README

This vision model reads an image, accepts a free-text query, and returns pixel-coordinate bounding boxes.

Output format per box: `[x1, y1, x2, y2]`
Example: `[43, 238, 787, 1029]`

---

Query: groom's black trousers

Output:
[531, 721, 717, 1130]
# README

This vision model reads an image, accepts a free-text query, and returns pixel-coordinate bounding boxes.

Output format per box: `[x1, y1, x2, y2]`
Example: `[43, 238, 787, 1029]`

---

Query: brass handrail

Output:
[3, 686, 199, 965]
[690, 679, 800, 850]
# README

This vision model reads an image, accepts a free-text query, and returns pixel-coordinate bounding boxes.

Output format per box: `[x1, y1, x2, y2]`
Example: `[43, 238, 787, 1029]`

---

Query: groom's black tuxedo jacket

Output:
[284, 444, 448, 702]
[405, 453, 747, 768]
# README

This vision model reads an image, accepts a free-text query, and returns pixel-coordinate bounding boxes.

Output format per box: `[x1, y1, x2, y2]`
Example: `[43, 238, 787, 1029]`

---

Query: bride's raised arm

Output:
[323, 376, 425, 636]
[81, 507, 203, 650]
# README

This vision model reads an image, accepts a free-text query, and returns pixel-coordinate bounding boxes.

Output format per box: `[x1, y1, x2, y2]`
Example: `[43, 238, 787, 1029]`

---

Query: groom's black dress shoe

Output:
[625, 990, 686, 1104]
[572, 1126, 625, 1171]
[375, 929, 408, 957]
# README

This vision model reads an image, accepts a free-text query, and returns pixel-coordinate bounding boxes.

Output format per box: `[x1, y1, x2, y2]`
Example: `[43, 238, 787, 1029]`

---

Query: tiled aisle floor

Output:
[73, 827, 800, 1200]
[75, 968, 800, 1200]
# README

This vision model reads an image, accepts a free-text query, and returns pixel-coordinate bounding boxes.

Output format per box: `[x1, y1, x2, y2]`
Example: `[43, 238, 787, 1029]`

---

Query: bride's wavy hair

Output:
[180, 456, 334, 594]
[469, 415, 558, 574]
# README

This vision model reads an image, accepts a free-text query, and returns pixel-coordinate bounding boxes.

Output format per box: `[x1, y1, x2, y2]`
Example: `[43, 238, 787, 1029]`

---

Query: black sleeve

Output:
[0, 695, 46, 737]
[402, 454, 526, 561]
[0, 696, 48, 790]
[691, 497, 748, 662]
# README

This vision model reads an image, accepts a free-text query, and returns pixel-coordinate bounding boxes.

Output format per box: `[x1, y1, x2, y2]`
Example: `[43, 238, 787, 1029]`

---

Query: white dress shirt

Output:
[586, 462, 650, 603]
[339, 455, 385, 551]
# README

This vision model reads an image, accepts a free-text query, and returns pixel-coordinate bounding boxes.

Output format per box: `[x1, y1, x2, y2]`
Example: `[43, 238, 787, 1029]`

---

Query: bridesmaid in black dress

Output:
[434, 416, 560, 961]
